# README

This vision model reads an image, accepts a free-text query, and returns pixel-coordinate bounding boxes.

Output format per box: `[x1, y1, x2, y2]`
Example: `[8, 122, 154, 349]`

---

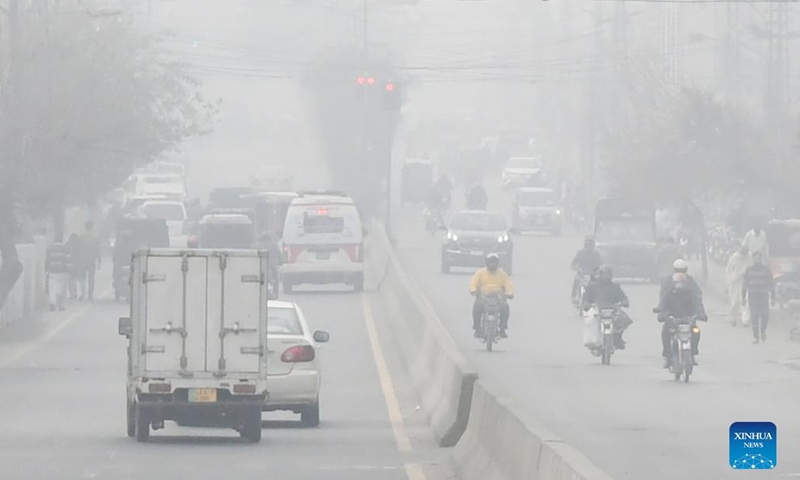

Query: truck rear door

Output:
[206, 254, 265, 375]
[143, 255, 209, 373]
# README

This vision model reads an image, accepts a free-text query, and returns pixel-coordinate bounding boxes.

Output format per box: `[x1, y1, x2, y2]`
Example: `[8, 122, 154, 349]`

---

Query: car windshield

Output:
[268, 307, 303, 335]
[506, 157, 541, 169]
[450, 213, 506, 231]
[143, 203, 185, 221]
[596, 220, 655, 243]
[519, 191, 556, 207]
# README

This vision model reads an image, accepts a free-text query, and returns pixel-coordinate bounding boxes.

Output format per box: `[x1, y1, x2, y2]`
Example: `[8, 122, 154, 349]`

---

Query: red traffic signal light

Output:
[385, 82, 395, 92]
[367, 76, 376, 85]
[357, 76, 366, 85]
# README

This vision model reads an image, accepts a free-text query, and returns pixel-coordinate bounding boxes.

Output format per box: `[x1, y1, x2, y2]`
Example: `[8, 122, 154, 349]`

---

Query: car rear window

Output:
[268, 307, 303, 335]
[283, 205, 362, 243]
[143, 203, 186, 221]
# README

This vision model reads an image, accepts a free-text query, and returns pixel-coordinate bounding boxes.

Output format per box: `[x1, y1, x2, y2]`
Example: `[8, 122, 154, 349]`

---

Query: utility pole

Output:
[763, 1, 790, 131]
[722, 0, 742, 102]
[581, 1, 605, 221]
[663, 2, 683, 87]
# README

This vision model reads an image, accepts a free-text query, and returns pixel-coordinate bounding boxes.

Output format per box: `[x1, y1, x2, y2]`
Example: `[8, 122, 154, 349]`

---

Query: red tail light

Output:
[281, 345, 315, 363]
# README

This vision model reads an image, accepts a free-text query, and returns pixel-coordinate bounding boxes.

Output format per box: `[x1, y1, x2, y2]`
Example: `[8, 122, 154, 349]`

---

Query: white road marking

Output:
[361, 294, 414, 454]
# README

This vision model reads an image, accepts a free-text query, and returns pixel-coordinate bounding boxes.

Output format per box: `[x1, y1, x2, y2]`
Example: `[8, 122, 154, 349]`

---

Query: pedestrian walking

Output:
[66, 233, 80, 299]
[76, 221, 101, 301]
[742, 252, 775, 344]
[726, 245, 750, 327]
[742, 225, 769, 264]
[45, 242, 73, 311]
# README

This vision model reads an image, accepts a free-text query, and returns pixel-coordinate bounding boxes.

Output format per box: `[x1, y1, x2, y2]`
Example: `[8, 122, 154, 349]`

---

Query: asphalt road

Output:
[0, 272, 454, 480]
[392, 179, 800, 480]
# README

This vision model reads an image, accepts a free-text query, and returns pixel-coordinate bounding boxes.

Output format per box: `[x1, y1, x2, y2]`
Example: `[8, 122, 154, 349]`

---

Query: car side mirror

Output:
[652, 307, 661, 314]
[313, 330, 330, 343]
[118, 317, 132, 337]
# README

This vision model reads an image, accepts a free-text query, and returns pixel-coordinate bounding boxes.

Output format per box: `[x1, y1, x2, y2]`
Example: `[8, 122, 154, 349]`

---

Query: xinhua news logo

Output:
[729, 422, 777, 470]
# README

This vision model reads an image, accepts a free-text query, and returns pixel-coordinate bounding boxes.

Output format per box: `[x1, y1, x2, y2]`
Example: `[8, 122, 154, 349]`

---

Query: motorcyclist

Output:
[469, 253, 514, 338]
[466, 183, 488, 210]
[657, 272, 708, 368]
[582, 265, 631, 349]
[571, 237, 603, 304]
[660, 258, 703, 304]
[433, 174, 454, 210]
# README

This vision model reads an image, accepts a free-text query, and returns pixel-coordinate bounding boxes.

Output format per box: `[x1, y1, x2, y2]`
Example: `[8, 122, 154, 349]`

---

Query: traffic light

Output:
[383, 80, 402, 112]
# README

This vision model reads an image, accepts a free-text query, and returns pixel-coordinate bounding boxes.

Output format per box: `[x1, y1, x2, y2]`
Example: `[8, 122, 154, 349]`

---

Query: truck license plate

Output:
[188, 388, 217, 403]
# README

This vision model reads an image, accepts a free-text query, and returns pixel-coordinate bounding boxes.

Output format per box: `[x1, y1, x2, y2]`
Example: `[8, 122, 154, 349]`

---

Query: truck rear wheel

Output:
[126, 401, 135, 438]
[134, 404, 150, 442]
[240, 409, 262, 443]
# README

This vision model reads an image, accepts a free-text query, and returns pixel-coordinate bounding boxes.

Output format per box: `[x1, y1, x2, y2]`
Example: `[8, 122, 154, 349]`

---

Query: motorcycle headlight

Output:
[555, 209, 562, 216]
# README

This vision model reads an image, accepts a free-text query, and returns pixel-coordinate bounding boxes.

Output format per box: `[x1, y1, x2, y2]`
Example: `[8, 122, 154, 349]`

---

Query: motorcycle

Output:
[656, 308, 702, 383]
[424, 206, 444, 236]
[595, 305, 619, 365]
[479, 292, 506, 352]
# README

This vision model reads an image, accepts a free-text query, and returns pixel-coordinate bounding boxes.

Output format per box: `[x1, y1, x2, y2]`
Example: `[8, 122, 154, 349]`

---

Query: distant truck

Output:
[118, 248, 271, 443]
[593, 198, 659, 283]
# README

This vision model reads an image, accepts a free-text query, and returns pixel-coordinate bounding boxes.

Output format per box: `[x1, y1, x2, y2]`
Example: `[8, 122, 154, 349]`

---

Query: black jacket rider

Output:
[583, 278, 632, 348]
[658, 285, 707, 361]
[571, 249, 603, 274]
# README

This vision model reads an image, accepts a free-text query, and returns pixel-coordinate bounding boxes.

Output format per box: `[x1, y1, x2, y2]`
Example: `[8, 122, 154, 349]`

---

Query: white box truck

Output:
[118, 248, 271, 443]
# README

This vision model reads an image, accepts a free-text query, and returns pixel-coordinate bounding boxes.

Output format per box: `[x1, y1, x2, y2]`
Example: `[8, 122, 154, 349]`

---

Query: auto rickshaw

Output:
[400, 159, 433, 205]
[766, 219, 800, 308]
[113, 217, 170, 302]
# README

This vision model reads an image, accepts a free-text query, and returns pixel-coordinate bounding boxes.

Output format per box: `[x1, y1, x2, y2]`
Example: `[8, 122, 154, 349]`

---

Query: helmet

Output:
[598, 264, 613, 280]
[485, 253, 500, 267]
[673, 259, 688, 272]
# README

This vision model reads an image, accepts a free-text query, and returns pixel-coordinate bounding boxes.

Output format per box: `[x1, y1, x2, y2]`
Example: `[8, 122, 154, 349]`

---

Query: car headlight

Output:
[497, 234, 509, 243]
[555, 209, 562, 216]
[447, 232, 458, 242]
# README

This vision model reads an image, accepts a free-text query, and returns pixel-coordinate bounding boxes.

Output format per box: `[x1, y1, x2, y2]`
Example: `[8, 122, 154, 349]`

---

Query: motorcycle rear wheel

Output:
[601, 334, 612, 365]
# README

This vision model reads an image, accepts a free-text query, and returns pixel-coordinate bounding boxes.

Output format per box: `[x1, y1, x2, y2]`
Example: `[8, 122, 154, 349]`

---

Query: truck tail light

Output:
[148, 383, 171, 393]
[233, 383, 256, 394]
[281, 345, 315, 363]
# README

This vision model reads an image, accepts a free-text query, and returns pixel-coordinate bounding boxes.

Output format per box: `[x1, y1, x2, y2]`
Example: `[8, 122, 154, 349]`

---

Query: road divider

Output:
[0, 237, 47, 330]
[452, 381, 615, 480]
[367, 222, 477, 447]
[368, 220, 616, 479]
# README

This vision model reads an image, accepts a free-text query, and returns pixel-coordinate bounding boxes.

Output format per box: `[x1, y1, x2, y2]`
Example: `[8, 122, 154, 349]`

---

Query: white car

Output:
[263, 300, 330, 427]
[502, 156, 544, 190]
[140, 200, 188, 247]
[280, 192, 365, 293]
[139, 174, 187, 199]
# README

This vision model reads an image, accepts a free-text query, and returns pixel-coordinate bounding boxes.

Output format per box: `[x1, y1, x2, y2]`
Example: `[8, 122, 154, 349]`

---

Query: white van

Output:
[280, 193, 365, 293]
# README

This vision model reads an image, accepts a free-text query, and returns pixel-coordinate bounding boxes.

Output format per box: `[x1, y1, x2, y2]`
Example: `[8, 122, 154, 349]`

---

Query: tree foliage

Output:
[599, 74, 800, 211]
[0, 1, 217, 308]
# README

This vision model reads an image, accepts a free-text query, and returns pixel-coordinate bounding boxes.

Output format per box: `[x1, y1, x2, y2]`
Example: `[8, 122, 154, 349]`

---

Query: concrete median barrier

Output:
[453, 381, 614, 480]
[367, 222, 477, 447]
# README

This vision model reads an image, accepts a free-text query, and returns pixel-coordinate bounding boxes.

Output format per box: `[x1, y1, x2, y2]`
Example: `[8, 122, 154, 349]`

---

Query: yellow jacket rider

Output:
[470, 253, 514, 338]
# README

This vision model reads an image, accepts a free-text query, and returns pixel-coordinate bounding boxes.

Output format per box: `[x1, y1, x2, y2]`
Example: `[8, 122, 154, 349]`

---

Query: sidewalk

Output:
[690, 258, 800, 363]
[0, 266, 113, 367]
